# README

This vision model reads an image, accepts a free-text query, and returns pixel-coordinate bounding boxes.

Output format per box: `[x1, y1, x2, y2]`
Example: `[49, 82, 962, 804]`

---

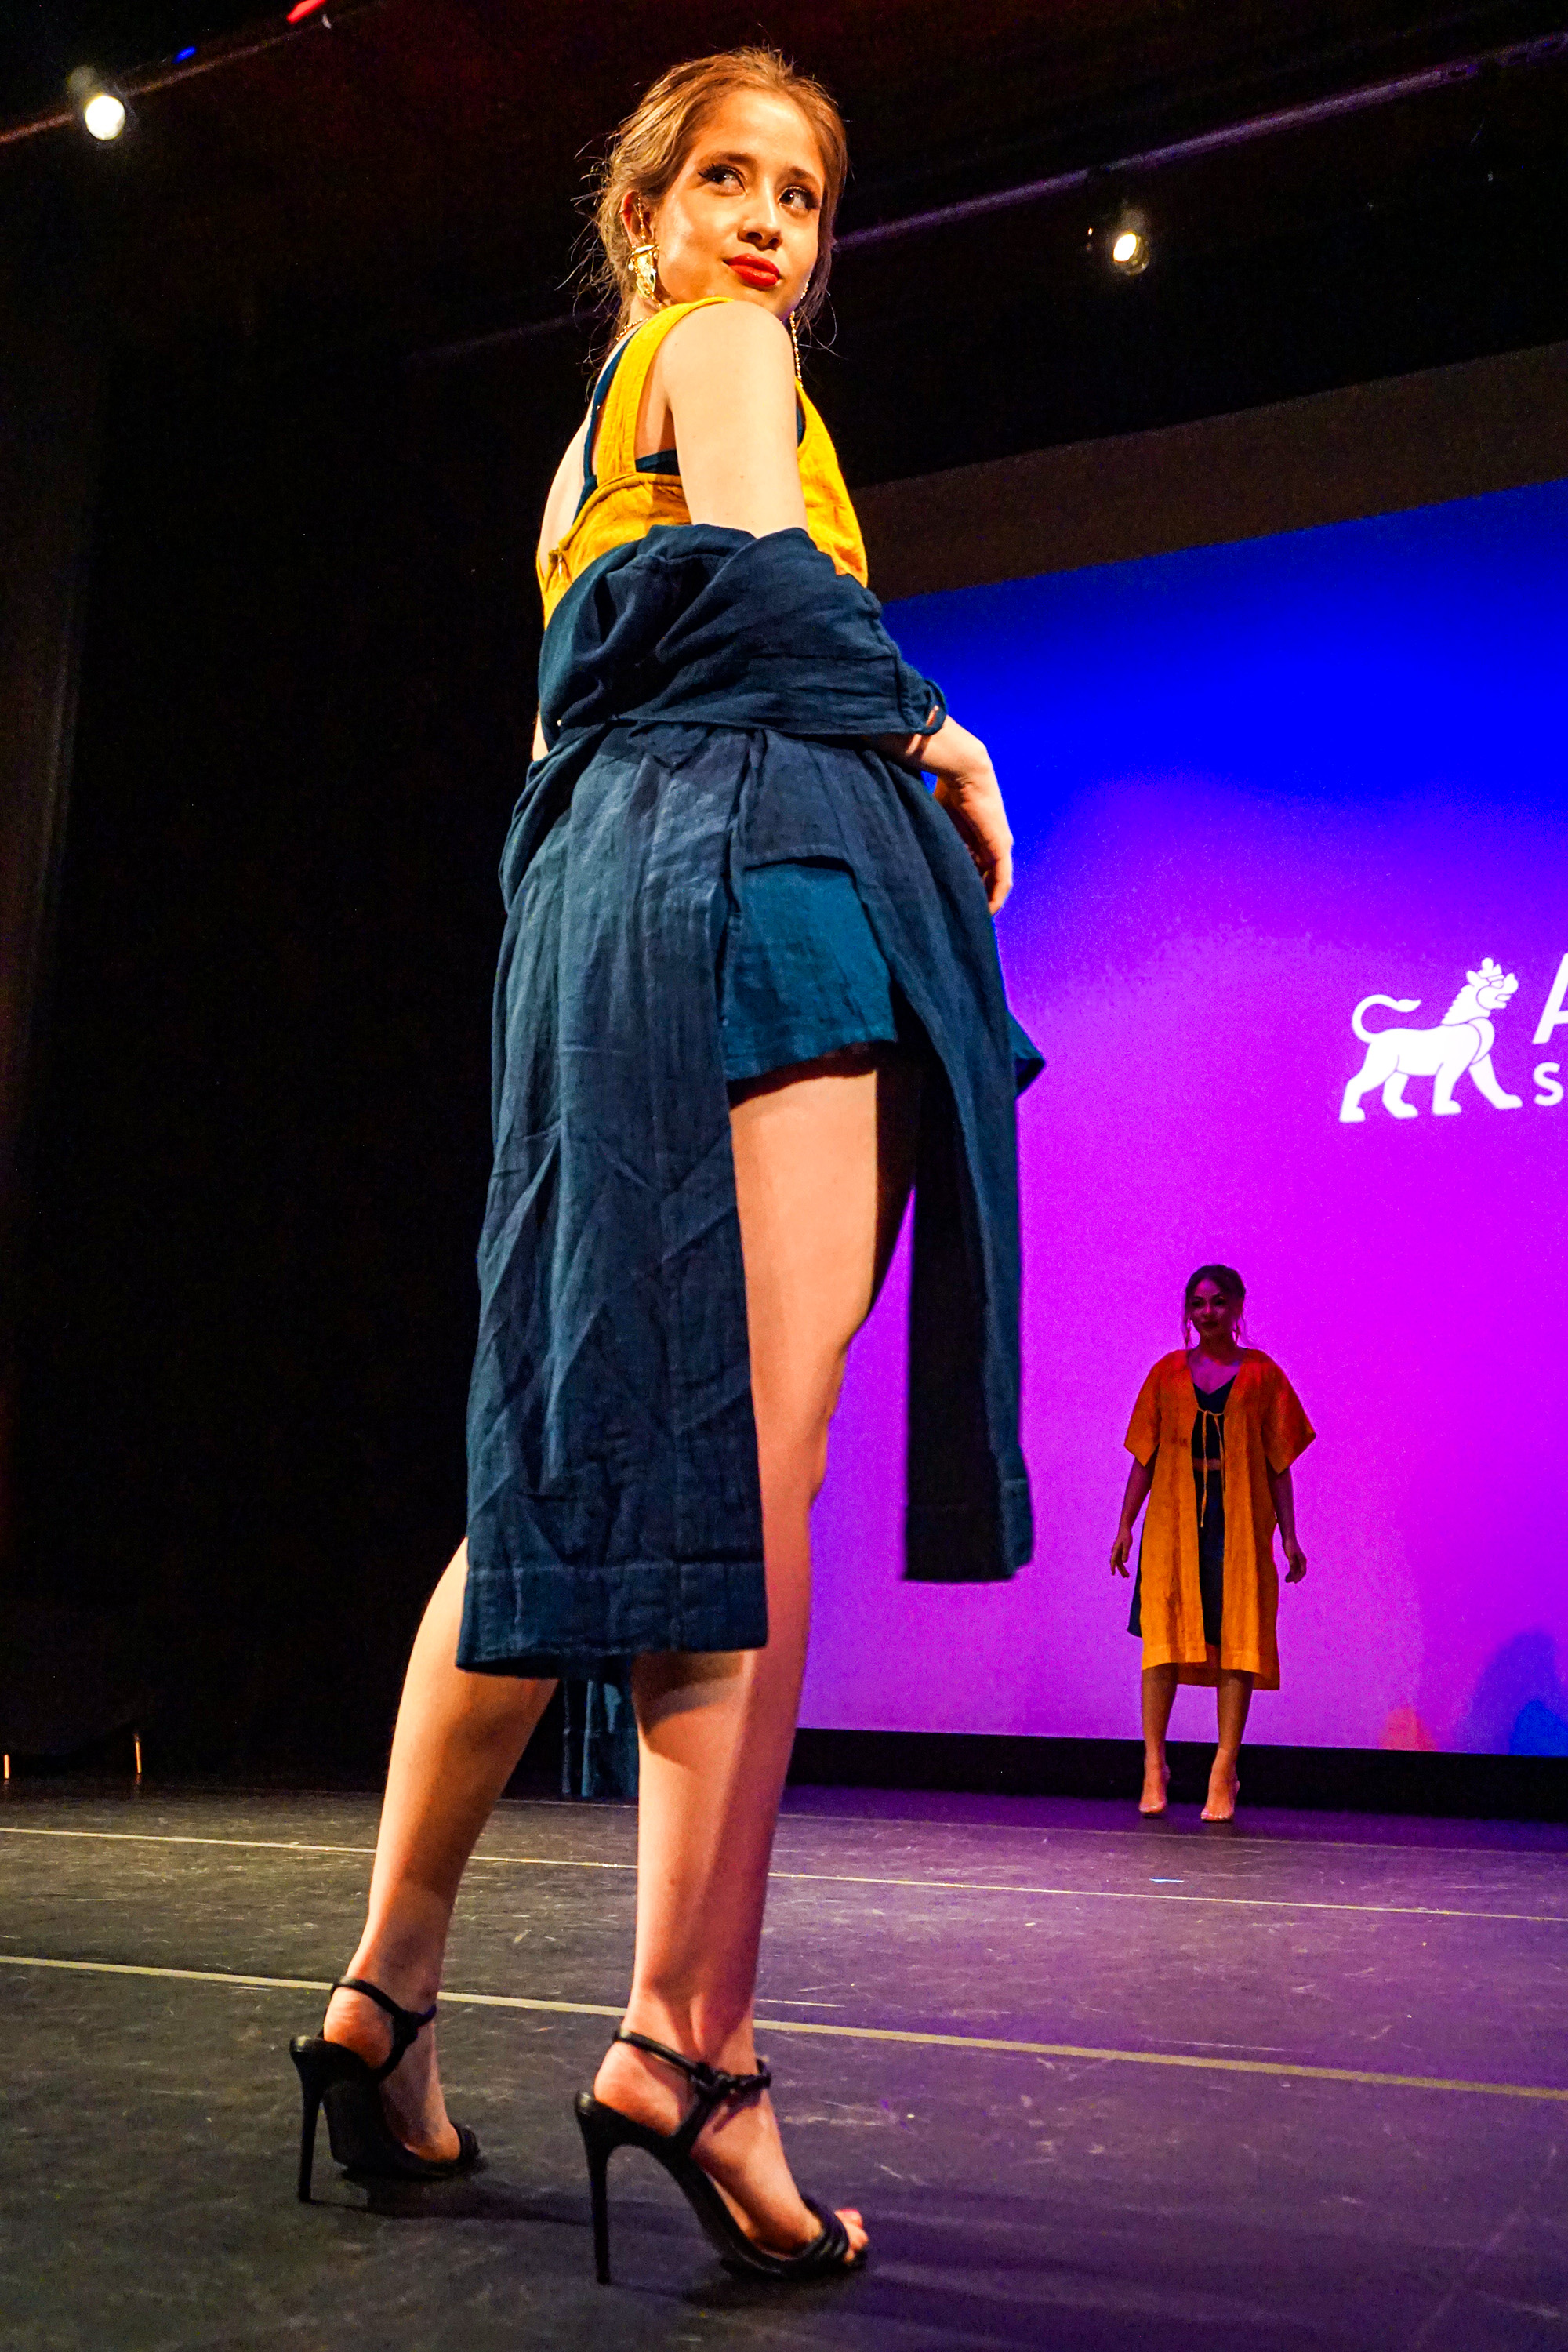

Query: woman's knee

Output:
[755, 1396, 837, 1517]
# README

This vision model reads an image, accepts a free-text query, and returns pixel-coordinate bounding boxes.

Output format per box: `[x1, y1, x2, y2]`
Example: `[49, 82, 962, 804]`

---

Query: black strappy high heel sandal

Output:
[574, 2027, 864, 2285]
[289, 1976, 481, 2201]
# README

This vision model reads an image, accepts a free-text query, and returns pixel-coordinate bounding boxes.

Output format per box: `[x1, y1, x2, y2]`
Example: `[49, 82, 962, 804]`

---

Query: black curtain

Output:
[0, 166, 115, 1755]
[14, 324, 585, 1774]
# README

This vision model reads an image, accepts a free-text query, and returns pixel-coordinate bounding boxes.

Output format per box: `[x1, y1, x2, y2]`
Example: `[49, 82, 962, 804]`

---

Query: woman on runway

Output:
[1110, 1267, 1312, 1821]
[289, 48, 1036, 2282]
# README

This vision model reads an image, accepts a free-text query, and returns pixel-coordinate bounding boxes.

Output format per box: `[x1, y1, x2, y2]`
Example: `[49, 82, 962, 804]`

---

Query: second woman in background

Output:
[1111, 1266, 1313, 1820]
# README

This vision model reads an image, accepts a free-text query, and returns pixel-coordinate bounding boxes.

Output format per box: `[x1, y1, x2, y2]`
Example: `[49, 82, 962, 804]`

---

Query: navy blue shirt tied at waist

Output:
[459, 525, 1038, 1675]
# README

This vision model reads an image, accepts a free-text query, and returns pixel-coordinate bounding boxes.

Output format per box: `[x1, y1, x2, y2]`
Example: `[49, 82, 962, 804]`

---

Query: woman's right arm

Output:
[656, 303, 808, 538]
[1111, 1453, 1156, 1575]
[661, 305, 1014, 907]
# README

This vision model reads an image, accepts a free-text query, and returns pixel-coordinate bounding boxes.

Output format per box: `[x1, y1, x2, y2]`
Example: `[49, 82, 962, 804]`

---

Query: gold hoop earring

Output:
[628, 207, 661, 309]
[788, 309, 802, 382]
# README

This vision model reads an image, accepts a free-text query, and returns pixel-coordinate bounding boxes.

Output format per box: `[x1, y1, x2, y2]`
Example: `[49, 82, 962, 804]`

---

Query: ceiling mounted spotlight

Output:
[1087, 201, 1152, 278]
[83, 91, 126, 140]
[67, 65, 129, 143]
[1110, 210, 1151, 273]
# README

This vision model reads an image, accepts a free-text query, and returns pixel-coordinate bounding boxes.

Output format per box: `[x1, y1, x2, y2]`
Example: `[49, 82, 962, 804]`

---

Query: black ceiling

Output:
[2, 3, 267, 121]
[5, 1, 1568, 472]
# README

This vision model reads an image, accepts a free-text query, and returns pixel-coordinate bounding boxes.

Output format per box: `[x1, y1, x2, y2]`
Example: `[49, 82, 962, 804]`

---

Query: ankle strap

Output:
[614, 2027, 772, 2158]
[333, 1976, 439, 2083]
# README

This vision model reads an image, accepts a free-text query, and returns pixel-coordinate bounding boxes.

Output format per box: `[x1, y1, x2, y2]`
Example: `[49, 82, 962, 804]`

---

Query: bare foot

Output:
[593, 2035, 867, 2265]
[1138, 1759, 1171, 1815]
[1201, 1769, 1240, 1823]
[321, 1981, 459, 2162]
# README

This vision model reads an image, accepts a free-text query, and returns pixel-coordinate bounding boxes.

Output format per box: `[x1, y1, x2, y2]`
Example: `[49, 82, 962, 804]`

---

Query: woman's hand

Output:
[886, 715, 1013, 912]
[1110, 1529, 1134, 1577]
[1269, 1467, 1306, 1582]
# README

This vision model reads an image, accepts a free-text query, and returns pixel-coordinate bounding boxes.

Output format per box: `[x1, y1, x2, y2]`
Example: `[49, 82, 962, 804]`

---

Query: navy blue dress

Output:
[459, 525, 1039, 1675]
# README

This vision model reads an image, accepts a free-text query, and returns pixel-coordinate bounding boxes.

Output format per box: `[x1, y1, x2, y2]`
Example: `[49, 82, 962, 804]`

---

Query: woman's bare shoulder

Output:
[648, 303, 802, 528]
[653, 299, 795, 410]
[659, 296, 793, 368]
[538, 416, 590, 562]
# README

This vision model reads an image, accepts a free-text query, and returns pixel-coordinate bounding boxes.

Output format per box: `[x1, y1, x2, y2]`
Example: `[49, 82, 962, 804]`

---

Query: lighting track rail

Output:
[836, 28, 1568, 254]
[0, 0, 388, 151]
[407, 25, 1568, 368]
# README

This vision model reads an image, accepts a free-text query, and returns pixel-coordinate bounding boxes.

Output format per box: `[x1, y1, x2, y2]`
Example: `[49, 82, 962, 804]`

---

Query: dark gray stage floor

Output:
[3, 1780, 1566, 2351]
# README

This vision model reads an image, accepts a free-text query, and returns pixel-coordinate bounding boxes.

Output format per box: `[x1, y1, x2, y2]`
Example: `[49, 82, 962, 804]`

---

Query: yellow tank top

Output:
[537, 298, 869, 626]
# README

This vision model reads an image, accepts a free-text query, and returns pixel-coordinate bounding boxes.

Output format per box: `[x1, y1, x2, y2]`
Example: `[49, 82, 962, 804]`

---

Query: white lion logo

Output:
[1339, 960, 1523, 1123]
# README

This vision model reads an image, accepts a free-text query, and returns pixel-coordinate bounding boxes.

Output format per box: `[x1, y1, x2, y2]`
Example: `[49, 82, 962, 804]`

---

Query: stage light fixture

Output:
[67, 67, 129, 143]
[1087, 195, 1152, 278]
[1108, 205, 1151, 276]
[84, 91, 127, 140]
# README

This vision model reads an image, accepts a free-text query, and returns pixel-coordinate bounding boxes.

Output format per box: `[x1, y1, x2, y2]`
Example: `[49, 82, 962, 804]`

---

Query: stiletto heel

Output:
[574, 2027, 863, 2285]
[288, 1976, 481, 2200]
[579, 2102, 614, 2284]
[295, 2066, 325, 2202]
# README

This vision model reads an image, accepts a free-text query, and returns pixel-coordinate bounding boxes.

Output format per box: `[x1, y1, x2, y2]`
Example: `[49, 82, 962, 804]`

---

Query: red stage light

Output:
[286, 0, 327, 20]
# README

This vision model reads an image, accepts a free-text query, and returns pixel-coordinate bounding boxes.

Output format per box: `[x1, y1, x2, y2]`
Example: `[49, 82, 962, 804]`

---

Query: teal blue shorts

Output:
[719, 860, 900, 1083]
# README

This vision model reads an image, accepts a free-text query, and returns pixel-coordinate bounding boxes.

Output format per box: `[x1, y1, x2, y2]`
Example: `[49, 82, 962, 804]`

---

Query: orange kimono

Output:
[1125, 1352, 1314, 1688]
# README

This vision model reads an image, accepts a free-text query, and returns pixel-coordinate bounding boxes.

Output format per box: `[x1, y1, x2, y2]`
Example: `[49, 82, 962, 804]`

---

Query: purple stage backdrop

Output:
[804, 478, 1568, 1755]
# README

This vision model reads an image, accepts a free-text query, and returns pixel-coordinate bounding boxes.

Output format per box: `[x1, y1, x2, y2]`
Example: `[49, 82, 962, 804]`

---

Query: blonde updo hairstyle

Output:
[589, 47, 849, 340]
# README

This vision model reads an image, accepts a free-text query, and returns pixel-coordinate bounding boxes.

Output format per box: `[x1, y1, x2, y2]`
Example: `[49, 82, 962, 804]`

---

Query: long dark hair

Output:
[1181, 1263, 1248, 1348]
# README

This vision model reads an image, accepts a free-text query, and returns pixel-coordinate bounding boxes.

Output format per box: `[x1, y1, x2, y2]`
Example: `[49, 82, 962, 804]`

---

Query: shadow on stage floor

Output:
[4, 1781, 1566, 2350]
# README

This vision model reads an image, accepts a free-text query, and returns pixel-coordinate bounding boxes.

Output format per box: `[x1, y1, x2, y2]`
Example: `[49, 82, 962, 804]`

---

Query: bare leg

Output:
[592, 1047, 920, 2262]
[1203, 1669, 1254, 1820]
[1140, 1664, 1178, 1812]
[321, 1543, 554, 2155]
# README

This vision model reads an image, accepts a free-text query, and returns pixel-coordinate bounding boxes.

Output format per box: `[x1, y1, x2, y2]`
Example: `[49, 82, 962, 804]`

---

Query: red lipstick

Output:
[724, 256, 781, 289]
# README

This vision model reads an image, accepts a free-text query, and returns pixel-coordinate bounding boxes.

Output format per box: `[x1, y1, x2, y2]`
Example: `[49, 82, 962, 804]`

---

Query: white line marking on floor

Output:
[779, 1812, 1568, 1865]
[2, 1825, 1562, 1926]
[2, 1951, 1563, 2103]
[764, 1869, 1568, 1928]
